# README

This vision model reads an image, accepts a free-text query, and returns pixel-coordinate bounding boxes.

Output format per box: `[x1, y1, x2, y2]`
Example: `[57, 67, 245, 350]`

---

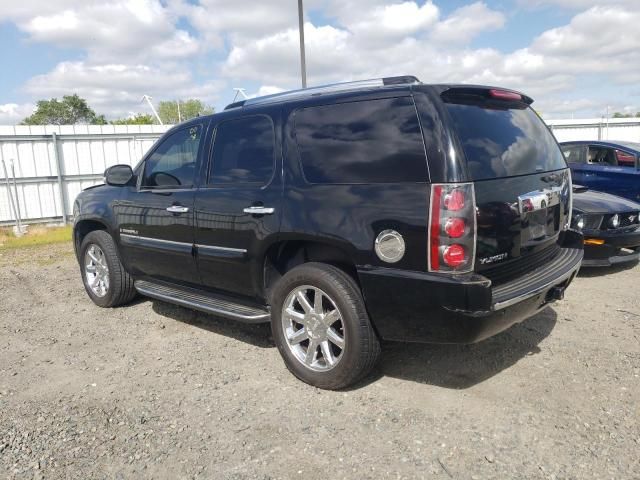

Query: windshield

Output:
[445, 103, 567, 181]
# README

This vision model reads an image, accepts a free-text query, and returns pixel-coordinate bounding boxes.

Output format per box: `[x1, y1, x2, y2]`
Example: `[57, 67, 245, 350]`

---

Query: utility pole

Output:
[298, 0, 307, 88]
[177, 100, 182, 123]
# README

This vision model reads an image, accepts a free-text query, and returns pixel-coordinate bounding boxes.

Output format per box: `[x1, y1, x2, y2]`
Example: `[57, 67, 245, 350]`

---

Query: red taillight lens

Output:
[444, 217, 466, 238]
[443, 189, 465, 211]
[429, 183, 476, 273]
[443, 244, 466, 267]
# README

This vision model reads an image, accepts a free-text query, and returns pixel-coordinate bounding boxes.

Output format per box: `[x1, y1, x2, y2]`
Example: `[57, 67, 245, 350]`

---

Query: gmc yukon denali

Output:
[73, 76, 583, 389]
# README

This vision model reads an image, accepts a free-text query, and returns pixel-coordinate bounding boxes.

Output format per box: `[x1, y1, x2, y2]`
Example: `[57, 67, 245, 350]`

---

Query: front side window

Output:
[142, 125, 202, 188]
[587, 146, 616, 166]
[209, 116, 275, 184]
[294, 97, 428, 184]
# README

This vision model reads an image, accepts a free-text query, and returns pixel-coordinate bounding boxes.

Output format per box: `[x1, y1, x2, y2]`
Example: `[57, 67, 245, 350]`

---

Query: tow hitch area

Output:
[547, 286, 565, 302]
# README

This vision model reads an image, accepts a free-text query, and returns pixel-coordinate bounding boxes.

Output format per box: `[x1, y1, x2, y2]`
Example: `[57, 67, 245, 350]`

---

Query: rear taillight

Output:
[489, 89, 522, 101]
[429, 183, 476, 273]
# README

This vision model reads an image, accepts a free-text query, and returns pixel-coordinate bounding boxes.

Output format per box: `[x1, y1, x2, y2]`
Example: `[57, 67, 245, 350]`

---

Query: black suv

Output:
[73, 76, 583, 389]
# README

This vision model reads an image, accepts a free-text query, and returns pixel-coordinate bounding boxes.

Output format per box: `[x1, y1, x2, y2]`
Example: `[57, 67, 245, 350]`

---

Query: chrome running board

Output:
[134, 280, 270, 323]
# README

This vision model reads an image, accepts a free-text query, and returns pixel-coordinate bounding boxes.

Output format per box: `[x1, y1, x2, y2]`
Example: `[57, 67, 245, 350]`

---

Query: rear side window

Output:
[294, 97, 428, 184]
[445, 103, 566, 180]
[561, 144, 585, 164]
[209, 116, 275, 184]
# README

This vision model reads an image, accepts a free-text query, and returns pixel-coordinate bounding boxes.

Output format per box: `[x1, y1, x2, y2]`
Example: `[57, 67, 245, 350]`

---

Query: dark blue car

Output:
[560, 140, 640, 201]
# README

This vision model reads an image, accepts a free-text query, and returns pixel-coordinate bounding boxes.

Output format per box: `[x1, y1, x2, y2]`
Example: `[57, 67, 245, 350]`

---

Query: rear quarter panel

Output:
[281, 105, 429, 272]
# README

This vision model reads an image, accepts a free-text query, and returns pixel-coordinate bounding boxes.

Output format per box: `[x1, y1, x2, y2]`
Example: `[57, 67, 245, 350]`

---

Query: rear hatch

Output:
[442, 87, 571, 284]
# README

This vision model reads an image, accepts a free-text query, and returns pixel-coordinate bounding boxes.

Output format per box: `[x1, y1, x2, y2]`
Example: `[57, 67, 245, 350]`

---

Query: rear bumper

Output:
[581, 228, 640, 267]
[358, 230, 583, 344]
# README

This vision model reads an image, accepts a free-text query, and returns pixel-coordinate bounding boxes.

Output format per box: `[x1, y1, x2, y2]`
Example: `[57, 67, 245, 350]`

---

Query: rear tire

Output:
[80, 230, 136, 308]
[271, 262, 380, 389]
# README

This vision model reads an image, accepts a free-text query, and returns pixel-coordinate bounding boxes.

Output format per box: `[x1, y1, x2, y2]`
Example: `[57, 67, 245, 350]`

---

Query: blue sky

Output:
[0, 1, 637, 123]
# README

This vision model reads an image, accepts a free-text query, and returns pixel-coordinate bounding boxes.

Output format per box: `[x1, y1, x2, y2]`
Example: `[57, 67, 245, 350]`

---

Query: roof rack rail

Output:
[223, 75, 420, 110]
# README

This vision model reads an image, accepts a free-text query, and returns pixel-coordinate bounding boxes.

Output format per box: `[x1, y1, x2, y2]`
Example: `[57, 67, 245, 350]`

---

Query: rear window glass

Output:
[445, 103, 566, 180]
[294, 97, 428, 184]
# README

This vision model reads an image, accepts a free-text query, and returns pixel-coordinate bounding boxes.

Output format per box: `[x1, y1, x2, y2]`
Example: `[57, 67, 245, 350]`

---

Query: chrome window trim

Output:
[120, 233, 191, 248]
[196, 244, 248, 254]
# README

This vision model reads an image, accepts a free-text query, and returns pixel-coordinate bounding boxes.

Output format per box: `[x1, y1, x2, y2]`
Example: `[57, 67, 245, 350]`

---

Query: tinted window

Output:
[615, 149, 636, 167]
[142, 125, 202, 188]
[295, 97, 427, 184]
[561, 145, 584, 164]
[209, 116, 275, 184]
[588, 146, 616, 165]
[445, 104, 566, 180]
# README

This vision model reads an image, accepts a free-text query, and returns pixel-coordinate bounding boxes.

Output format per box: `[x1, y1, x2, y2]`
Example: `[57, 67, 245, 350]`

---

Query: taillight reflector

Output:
[443, 244, 466, 267]
[443, 189, 465, 211]
[489, 89, 522, 101]
[444, 217, 466, 238]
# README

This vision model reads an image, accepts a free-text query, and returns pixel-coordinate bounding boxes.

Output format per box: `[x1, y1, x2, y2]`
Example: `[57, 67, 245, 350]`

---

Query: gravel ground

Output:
[1, 242, 639, 479]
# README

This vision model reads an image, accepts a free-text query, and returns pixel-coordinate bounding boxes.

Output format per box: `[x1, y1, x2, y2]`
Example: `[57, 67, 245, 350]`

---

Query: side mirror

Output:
[105, 164, 134, 186]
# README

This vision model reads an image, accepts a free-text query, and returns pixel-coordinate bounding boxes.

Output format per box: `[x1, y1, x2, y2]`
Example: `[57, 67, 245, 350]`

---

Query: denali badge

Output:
[120, 228, 138, 235]
[479, 252, 508, 265]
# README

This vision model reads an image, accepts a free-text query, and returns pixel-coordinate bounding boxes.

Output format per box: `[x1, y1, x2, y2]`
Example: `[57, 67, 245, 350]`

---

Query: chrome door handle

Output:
[166, 205, 189, 213]
[243, 206, 275, 215]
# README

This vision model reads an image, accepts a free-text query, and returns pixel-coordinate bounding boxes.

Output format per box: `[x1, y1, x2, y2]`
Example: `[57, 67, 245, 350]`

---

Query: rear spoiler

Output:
[441, 86, 534, 106]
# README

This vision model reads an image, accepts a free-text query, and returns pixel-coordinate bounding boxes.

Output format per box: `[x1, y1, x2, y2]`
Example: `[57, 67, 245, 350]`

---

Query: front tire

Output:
[80, 230, 136, 308]
[271, 263, 380, 389]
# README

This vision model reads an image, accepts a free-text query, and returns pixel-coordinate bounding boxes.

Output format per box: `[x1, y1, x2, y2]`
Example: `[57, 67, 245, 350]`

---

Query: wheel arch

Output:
[74, 218, 110, 259]
[262, 236, 360, 302]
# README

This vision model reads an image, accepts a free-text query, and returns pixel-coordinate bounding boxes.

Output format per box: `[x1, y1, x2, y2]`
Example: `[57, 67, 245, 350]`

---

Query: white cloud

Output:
[348, 1, 439, 43]
[0, 103, 35, 125]
[430, 2, 505, 45]
[1, 0, 639, 123]
[23, 62, 224, 119]
[18, 1, 199, 62]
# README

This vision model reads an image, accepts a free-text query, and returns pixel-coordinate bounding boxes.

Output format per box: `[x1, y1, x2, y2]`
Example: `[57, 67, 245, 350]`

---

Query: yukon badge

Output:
[479, 252, 509, 265]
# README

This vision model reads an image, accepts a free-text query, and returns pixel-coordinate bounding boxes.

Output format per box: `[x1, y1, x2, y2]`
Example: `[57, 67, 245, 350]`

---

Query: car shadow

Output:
[150, 300, 274, 349]
[145, 297, 557, 390]
[578, 260, 639, 277]
[352, 307, 558, 390]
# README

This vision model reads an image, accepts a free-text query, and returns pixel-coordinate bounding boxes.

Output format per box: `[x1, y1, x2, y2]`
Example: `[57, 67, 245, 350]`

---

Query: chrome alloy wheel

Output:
[84, 244, 110, 297]
[281, 285, 346, 372]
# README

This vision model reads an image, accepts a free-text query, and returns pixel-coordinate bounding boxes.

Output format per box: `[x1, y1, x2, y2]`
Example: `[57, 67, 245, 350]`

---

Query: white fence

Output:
[0, 124, 171, 225]
[1, 118, 640, 226]
[546, 117, 640, 143]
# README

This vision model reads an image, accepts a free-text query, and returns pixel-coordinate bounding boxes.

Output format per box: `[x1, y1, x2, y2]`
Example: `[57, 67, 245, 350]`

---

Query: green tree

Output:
[157, 99, 214, 124]
[110, 113, 156, 125]
[22, 94, 106, 125]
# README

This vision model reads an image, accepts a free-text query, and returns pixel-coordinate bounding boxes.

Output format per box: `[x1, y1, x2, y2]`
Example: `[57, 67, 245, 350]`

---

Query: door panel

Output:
[116, 189, 198, 284]
[194, 114, 282, 299]
[115, 122, 207, 286]
[571, 162, 639, 201]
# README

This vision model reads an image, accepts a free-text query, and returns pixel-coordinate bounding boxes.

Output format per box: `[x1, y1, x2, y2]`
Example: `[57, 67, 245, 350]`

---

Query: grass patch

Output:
[0, 224, 73, 251]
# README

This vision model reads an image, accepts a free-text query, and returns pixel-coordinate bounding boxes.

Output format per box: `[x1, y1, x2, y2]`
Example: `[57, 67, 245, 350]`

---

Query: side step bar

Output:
[134, 280, 270, 323]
